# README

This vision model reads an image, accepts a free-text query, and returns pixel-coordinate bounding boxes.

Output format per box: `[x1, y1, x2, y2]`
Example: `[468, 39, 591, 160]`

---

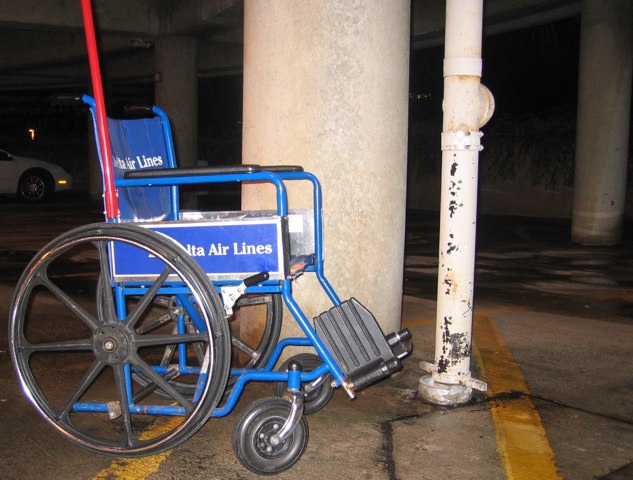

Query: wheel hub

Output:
[255, 419, 287, 457]
[94, 325, 130, 364]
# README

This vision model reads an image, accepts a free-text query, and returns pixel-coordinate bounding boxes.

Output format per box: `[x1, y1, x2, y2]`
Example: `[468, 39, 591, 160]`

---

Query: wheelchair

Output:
[8, 94, 412, 475]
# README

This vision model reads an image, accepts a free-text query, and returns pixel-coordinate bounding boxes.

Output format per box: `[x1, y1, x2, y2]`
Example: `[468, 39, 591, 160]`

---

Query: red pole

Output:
[80, 0, 118, 219]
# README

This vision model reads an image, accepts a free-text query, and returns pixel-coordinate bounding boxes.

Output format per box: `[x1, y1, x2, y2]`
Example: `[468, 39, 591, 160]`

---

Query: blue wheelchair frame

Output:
[81, 94, 350, 418]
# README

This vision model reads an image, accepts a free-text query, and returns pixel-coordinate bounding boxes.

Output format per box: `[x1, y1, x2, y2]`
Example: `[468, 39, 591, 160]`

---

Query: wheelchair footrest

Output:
[314, 298, 411, 391]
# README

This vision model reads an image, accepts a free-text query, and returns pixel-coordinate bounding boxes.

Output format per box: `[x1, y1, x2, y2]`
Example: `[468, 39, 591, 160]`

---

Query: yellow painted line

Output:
[473, 312, 562, 480]
[476, 306, 528, 317]
[401, 315, 435, 328]
[594, 290, 633, 302]
[401, 306, 527, 330]
[91, 416, 181, 480]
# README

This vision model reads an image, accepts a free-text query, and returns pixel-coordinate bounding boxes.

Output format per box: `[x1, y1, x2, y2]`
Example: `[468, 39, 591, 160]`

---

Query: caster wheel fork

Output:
[273, 353, 334, 414]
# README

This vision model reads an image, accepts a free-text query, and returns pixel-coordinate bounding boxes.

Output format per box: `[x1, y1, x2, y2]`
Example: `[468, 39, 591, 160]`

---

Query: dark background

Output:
[0, 16, 604, 196]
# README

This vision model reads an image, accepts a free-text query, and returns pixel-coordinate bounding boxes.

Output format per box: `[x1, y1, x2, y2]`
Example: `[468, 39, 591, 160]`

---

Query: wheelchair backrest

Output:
[86, 96, 179, 222]
[107, 115, 177, 221]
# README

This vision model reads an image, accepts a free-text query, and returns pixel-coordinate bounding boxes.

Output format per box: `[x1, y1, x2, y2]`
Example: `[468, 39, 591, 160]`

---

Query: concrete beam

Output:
[0, 0, 583, 91]
[0, 0, 157, 35]
[0, 0, 241, 36]
[0, 0, 244, 90]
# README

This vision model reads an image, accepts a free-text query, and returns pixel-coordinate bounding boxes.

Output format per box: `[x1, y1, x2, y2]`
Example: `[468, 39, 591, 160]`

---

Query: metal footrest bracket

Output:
[314, 298, 412, 392]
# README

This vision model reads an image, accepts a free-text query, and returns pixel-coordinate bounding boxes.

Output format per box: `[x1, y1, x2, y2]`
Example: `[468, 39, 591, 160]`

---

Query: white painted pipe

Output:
[419, 0, 490, 405]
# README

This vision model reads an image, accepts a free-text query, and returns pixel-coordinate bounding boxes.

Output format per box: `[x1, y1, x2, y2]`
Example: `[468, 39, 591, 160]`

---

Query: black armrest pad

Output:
[262, 165, 304, 172]
[124, 164, 261, 179]
[51, 94, 84, 106]
[124, 104, 154, 117]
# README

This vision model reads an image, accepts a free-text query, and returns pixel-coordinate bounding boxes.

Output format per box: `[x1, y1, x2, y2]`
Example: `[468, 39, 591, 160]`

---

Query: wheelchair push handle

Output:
[50, 94, 84, 106]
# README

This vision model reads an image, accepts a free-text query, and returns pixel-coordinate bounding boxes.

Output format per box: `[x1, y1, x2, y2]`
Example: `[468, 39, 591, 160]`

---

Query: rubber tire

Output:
[273, 353, 334, 415]
[18, 171, 51, 202]
[233, 397, 309, 475]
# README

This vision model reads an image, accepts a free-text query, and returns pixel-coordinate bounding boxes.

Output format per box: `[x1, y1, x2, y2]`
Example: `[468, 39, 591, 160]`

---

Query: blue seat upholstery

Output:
[107, 116, 177, 222]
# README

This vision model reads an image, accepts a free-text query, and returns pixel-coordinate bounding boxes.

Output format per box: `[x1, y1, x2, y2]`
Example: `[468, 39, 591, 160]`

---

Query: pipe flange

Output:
[479, 84, 495, 128]
[441, 130, 483, 152]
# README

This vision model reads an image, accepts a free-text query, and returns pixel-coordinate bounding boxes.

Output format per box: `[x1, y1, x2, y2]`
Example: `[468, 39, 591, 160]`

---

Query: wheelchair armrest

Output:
[262, 165, 304, 172]
[124, 164, 262, 179]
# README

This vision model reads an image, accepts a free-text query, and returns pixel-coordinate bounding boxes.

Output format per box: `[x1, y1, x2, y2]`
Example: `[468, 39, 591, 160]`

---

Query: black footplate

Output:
[314, 298, 412, 391]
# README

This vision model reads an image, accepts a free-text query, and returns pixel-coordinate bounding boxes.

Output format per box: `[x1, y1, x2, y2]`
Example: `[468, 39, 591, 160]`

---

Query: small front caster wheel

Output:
[273, 353, 334, 414]
[232, 397, 309, 475]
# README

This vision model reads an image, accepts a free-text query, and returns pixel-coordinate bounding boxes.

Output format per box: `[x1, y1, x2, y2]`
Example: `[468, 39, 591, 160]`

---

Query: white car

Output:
[0, 149, 72, 202]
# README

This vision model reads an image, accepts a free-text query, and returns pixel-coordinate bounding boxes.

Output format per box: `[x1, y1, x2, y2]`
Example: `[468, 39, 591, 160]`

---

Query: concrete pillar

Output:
[155, 36, 199, 207]
[242, 1, 410, 337]
[571, 0, 633, 245]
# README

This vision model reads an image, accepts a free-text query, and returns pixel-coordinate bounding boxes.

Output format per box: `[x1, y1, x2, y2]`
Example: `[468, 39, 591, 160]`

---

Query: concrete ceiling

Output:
[0, 0, 580, 92]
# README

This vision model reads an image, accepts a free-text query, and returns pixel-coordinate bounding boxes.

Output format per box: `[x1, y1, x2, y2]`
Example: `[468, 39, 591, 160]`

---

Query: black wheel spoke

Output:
[60, 358, 107, 420]
[231, 337, 258, 359]
[129, 355, 194, 412]
[134, 312, 177, 335]
[125, 267, 172, 330]
[186, 323, 206, 363]
[159, 342, 177, 366]
[112, 363, 139, 449]
[95, 241, 117, 322]
[37, 271, 100, 332]
[21, 338, 93, 354]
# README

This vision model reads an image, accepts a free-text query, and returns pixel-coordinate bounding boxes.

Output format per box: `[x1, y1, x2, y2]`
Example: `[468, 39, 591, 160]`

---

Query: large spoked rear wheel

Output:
[9, 223, 230, 457]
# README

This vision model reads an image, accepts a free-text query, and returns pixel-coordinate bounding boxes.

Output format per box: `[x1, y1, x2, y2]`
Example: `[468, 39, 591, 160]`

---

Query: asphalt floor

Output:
[1, 198, 632, 479]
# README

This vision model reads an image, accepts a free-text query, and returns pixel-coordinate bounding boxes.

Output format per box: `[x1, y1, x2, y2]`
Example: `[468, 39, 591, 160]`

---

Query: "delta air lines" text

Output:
[113, 155, 164, 170]
[185, 242, 273, 257]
